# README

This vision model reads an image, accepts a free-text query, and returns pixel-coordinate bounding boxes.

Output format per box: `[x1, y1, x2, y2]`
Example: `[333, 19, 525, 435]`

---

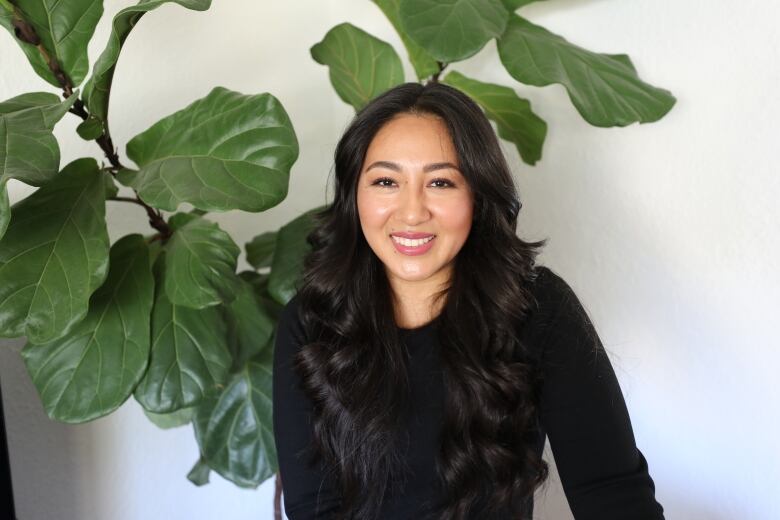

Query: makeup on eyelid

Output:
[371, 177, 456, 188]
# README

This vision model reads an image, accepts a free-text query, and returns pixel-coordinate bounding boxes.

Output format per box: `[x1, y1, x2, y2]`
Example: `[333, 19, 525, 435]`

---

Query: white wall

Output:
[1, 0, 778, 518]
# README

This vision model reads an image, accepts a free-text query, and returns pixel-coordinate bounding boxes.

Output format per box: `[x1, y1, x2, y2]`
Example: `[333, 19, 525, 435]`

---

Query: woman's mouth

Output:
[390, 234, 436, 256]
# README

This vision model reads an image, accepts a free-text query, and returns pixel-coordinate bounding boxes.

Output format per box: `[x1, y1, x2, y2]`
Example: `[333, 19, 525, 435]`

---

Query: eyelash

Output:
[371, 177, 455, 188]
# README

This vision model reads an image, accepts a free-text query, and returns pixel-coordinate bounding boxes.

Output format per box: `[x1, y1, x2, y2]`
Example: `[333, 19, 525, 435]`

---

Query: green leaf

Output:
[239, 271, 283, 322]
[163, 213, 241, 309]
[116, 86, 298, 213]
[311, 23, 405, 111]
[82, 0, 212, 130]
[372, 0, 439, 80]
[187, 457, 211, 486]
[222, 274, 275, 369]
[133, 252, 231, 413]
[0, 92, 77, 239]
[193, 347, 277, 488]
[398, 0, 509, 62]
[0, 158, 109, 344]
[144, 406, 195, 430]
[267, 207, 322, 306]
[442, 70, 546, 165]
[497, 15, 676, 127]
[20, 234, 153, 423]
[103, 171, 118, 199]
[0, 0, 103, 87]
[500, 0, 544, 10]
[75, 116, 103, 141]
[245, 231, 276, 270]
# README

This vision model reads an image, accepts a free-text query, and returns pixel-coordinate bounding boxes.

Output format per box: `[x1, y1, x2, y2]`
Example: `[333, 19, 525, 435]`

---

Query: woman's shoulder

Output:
[521, 264, 595, 344]
[275, 293, 307, 349]
[526, 264, 578, 312]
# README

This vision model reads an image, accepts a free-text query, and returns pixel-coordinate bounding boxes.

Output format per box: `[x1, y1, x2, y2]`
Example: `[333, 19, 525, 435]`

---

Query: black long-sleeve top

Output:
[272, 265, 664, 519]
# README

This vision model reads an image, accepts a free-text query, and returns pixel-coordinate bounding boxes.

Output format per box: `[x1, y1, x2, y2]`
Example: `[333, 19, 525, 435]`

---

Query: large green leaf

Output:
[0, 92, 77, 239]
[82, 0, 212, 133]
[20, 234, 153, 423]
[193, 347, 276, 488]
[267, 207, 322, 306]
[163, 212, 241, 309]
[311, 23, 405, 111]
[442, 70, 546, 165]
[116, 86, 299, 213]
[497, 15, 676, 127]
[0, 158, 109, 344]
[245, 230, 276, 270]
[133, 252, 231, 414]
[398, 0, 509, 62]
[372, 0, 439, 80]
[0, 0, 103, 87]
[222, 273, 275, 369]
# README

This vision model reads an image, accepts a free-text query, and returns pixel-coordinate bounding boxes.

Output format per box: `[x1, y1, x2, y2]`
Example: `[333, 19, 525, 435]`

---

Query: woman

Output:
[272, 82, 664, 520]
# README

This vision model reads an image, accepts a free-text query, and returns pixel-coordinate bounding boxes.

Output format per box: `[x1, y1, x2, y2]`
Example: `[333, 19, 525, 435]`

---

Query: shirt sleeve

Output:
[272, 295, 342, 519]
[535, 269, 665, 519]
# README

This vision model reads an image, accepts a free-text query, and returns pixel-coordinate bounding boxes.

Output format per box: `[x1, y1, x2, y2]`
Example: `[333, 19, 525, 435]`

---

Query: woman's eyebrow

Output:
[364, 160, 460, 173]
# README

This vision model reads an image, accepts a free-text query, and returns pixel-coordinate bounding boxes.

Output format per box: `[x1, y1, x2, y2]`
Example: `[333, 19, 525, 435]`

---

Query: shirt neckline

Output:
[397, 313, 441, 335]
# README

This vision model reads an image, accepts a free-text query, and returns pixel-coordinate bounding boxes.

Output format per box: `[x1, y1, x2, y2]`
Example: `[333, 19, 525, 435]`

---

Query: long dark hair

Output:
[293, 81, 549, 519]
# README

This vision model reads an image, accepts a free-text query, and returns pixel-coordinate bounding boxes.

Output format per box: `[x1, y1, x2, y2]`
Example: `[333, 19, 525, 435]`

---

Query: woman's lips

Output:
[391, 235, 436, 256]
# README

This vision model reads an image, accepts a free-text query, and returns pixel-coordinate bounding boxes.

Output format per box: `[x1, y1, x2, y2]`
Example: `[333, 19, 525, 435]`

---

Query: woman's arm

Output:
[272, 295, 342, 519]
[535, 268, 665, 519]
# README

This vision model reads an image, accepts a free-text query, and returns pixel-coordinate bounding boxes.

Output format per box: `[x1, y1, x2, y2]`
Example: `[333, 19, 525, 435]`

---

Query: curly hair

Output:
[292, 81, 549, 519]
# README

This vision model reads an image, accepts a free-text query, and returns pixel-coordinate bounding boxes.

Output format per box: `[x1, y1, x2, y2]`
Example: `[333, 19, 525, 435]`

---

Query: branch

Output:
[430, 61, 448, 83]
[8, 6, 72, 91]
[6, 3, 172, 239]
[8, 5, 123, 172]
[274, 473, 282, 520]
[108, 196, 172, 240]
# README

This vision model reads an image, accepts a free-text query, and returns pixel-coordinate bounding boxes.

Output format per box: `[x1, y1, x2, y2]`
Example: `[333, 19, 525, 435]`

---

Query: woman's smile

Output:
[390, 234, 436, 255]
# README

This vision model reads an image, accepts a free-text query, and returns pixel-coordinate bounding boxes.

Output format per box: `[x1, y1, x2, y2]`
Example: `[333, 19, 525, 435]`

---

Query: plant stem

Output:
[108, 196, 171, 241]
[6, 2, 172, 239]
[274, 473, 282, 520]
[430, 61, 448, 83]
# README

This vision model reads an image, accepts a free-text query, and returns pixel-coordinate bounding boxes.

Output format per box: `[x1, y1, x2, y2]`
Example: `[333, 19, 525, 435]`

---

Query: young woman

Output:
[272, 82, 665, 520]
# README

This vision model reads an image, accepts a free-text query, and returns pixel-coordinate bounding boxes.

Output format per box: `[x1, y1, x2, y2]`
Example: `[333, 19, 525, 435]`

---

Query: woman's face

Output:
[357, 113, 474, 287]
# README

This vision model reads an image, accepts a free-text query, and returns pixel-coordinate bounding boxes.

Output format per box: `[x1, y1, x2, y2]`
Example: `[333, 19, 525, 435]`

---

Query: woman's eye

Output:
[371, 177, 454, 188]
[372, 177, 396, 187]
[430, 179, 454, 188]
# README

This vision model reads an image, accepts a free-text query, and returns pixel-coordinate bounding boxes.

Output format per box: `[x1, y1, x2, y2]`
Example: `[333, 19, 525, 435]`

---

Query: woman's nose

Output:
[397, 184, 431, 223]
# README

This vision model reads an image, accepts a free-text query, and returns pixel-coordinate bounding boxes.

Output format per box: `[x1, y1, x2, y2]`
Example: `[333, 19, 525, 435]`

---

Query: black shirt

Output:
[272, 265, 665, 519]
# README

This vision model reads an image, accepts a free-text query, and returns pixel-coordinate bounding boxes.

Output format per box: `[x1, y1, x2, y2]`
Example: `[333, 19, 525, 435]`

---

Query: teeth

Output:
[392, 235, 434, 247]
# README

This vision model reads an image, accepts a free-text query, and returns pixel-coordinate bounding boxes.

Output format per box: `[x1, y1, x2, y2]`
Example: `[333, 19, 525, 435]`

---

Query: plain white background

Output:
[1, 0, 778, 518]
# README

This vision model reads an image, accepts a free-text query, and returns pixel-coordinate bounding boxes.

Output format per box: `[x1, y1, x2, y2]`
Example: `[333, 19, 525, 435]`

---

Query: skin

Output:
[356, 113, 474, 329]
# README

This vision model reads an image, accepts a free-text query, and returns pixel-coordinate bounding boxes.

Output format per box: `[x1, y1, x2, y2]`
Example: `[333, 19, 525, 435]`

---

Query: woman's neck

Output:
[387, 267, 451, 329]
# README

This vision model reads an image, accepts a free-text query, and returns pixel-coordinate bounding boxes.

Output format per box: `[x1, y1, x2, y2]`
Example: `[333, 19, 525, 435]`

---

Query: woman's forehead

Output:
[364, 114, 458, 166]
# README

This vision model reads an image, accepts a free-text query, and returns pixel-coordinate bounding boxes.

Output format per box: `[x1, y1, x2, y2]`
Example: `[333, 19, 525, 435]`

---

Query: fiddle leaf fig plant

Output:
[0, 91, 77, 239]
[0, 1, 316, 516]
[312, 0, 676, 167]
[311, 22, 405, 111]
[1, 0, 676, 517]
